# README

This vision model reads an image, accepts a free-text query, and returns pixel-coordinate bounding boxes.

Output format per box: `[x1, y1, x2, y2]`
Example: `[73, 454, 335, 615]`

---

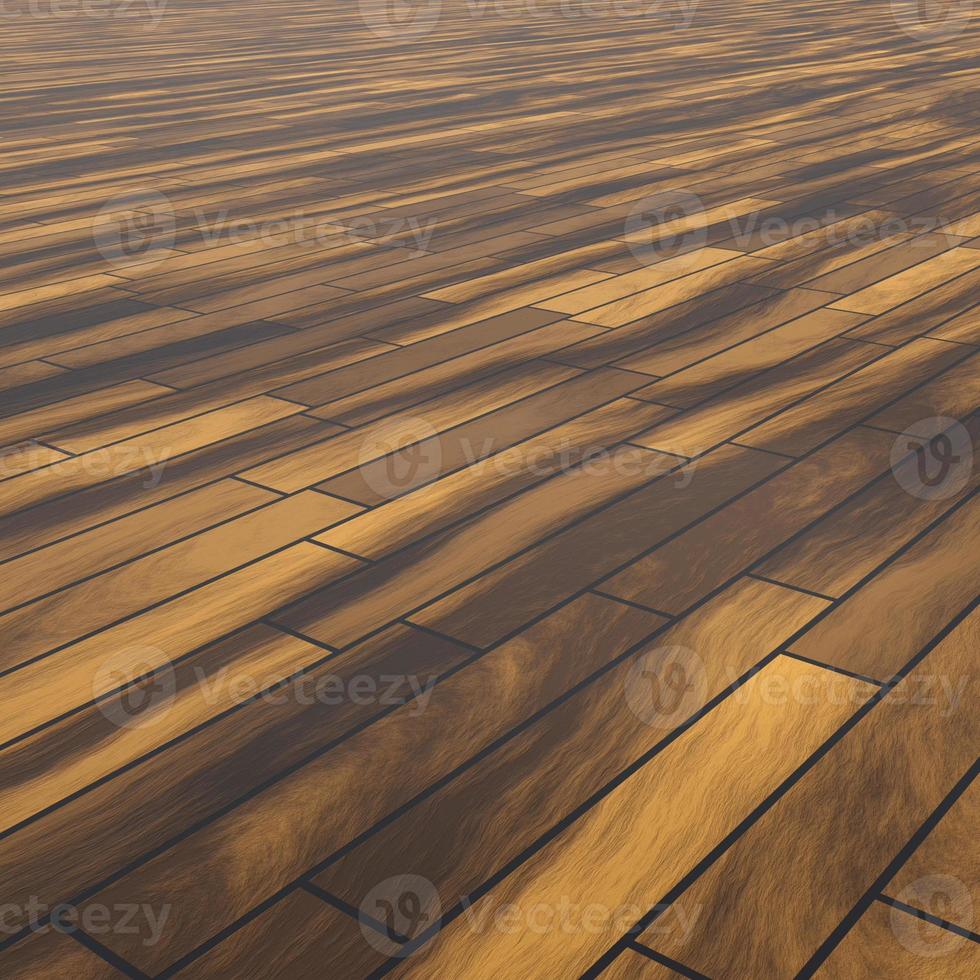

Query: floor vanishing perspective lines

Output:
[0, 0, 978, 977]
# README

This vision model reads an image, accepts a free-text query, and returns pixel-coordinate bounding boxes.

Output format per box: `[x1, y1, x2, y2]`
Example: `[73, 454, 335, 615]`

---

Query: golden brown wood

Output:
[0, 0, 976, 974]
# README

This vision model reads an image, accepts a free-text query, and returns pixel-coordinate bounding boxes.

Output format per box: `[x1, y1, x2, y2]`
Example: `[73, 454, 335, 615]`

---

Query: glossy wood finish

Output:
[1, 0, 977, 976]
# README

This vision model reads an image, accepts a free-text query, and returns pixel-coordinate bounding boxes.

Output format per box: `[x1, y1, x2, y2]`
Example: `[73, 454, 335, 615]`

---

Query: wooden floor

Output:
[1, 0, 978, 976]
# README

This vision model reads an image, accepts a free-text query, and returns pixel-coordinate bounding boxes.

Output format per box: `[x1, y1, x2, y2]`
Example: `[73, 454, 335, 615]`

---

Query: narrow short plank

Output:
[868, 353, 979, 432]
[317, 365, 646, 504]
[146, 297, 445, 389]
[0, 396, 301, 518]
[0, 478, 275, 613]
[828, 248, 980, 315]
[271, 307, 570, 408]
[550, 281, 778, 369]
[758, 420, 980, 598]
[533, 248, 741, 315]
[0, 415, 336, 564]
[614, 286, 830, 376]
[0, 379, 172, 449]
[647, 611, 977, 977]
[844, 266, 980, 345]
[629, 338, 882, 457]
[636, 307, 867, 410]
[305, 333, 586, 428]
[800, 232, 963, 295]
[319, 398, 674, 558]
[276, 443, 671, 649]
[570, 255, 773, 327]
[0, 624, 328, 834]
[240, 327, 600, 494]
[44, 338, 385, 453]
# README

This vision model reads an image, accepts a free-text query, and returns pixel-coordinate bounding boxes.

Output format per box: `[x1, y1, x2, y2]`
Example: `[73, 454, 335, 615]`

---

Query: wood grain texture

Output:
[816, 902, 980, 979]
[1, 0, 977, 974]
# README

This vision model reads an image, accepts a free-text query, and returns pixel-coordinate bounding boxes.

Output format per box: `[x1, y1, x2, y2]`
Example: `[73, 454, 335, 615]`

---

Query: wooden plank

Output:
[177, 890, 390, 979]
[0, 478, 276, 613]
[0, 396, 302, 518]
[629, 338, 883, 457]
[757, 419, 980, 598]
[735, 338, 970, 457]
[634, 307, 868, 410]
[0, 542, 360, 747]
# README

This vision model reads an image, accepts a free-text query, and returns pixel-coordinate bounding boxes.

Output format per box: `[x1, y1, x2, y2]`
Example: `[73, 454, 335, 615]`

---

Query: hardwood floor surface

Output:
[0, 0, 977, 976]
